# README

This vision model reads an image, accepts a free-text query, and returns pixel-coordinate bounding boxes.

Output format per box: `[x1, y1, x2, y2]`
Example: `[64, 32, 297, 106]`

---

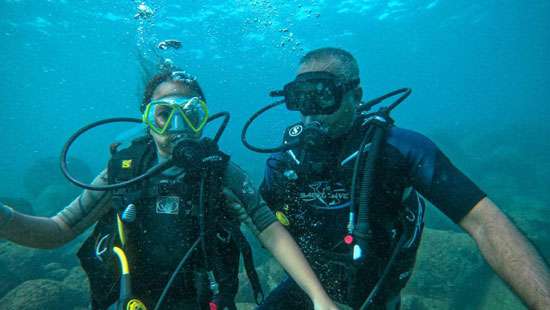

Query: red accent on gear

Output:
[344, 235, 354, 245]
[209, 302, 218, 310]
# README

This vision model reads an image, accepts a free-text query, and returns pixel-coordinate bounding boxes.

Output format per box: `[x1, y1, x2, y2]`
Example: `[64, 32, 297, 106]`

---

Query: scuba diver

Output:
[240, 47, 550, 309]
[0, 65, 339, 310]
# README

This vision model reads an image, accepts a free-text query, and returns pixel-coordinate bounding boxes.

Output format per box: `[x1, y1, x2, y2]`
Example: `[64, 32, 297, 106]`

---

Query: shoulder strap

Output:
[108, 136, 155, 184]
[229, 226, 264, 304]
[108, 136, 156, 211]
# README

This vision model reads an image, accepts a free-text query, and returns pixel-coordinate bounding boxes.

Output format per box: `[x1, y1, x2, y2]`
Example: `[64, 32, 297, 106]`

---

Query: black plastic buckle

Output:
[157, 180, 176, 195]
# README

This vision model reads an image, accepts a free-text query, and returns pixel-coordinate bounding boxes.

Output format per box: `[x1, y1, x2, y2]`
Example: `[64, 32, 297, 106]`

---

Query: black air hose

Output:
[354, 122, 388, 260]
[198, 175, 211, 270]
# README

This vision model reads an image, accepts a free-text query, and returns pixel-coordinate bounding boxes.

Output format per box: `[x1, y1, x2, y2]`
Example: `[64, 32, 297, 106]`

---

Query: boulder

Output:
[235, 302, 256, 310]
[0, 242, 57, 297]
[32, 184, 79, 217]
[236, 256, 285, 304]
[401, 294, 449, 310]
[403, 228, 485, 301]
[403, 227, 530, 309]
[23, 156, 92, 199]
[0, 241, 79, 298]
[62, 266, 91, 302]
[0, 279, 81, 310]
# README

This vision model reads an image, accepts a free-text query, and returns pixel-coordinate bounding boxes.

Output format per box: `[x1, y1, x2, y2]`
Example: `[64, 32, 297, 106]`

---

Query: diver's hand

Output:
[313, 296, 340, 310]
[222, 187, 242, 207]
[222, 187, 251, 224]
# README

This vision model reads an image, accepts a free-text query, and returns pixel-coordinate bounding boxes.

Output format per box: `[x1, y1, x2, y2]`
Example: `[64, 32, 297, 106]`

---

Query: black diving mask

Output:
[271, 71, 360, 116]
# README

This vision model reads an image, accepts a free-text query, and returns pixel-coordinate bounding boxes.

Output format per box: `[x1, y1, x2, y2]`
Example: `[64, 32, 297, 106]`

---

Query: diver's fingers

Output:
[223, 188, 250, 222]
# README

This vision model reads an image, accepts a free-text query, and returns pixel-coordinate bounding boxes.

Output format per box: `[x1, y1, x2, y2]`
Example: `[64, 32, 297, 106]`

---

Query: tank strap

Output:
[231, 227, 264, 304]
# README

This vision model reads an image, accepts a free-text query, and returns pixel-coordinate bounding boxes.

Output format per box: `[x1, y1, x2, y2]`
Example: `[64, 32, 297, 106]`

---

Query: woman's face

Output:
[148, 80, 202, 156]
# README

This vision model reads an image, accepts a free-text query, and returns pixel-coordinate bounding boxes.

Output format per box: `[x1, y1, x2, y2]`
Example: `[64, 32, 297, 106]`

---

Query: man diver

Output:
[243, 48, 550, 309]
[0, 67, 339, 310]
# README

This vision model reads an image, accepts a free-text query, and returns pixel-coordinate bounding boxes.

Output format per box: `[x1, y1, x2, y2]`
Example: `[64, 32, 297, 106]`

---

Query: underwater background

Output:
[0, 0, 548, 309]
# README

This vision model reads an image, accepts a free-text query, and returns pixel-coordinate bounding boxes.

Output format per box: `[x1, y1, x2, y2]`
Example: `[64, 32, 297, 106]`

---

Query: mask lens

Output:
[153, 104, 173, 128]
[285, 79, 338, 115]
[179, 97, 208, 131]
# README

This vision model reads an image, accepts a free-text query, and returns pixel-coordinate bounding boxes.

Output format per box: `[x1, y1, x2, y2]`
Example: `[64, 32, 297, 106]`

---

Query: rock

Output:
[423, 204, 461, 233]
[502, 196, 550, 253]
[235, 302, 256, 310]
[47, 268, 69, 281]
[403, 227, 530, 309]
[62, 266, 91, 301]
[477, 275, 525, 309]
[32, 184, 78, 217]
[403, 228, 485, 301]
[260, 257, 285, 291]
[0, 241, 79, 298]
[43, 262, 63, 272]
[401, 294, 449, 310]
[23, 156, 92, 199]
[0, 279, 81, 310]
[236, 256, 285, 304]
[0, 243, 56, 297]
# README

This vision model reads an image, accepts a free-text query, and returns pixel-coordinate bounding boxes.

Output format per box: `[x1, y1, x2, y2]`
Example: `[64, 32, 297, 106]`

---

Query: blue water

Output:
[2, 0, 548, 188]
[1, 0, 549, 308]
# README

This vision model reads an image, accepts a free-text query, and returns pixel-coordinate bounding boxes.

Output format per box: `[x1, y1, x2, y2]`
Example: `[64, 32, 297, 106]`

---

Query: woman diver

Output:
[0, 64, 338, 310]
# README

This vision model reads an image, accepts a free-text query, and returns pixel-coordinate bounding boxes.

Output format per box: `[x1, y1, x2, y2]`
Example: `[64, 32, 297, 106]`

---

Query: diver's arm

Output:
[0, 208, 73, 249]
[259, 221, 339, 310]
[396, 129, 549, 307]
[0, 170, 112, 249]
[223, 189, 338, 309]
[223, 162, 338, 309]
[460, 197, 550, 310]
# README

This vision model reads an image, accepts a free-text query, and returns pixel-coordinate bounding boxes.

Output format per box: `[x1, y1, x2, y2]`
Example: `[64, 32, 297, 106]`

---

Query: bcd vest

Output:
[267, 121, 426, 306]
[78, 136, 262, 309]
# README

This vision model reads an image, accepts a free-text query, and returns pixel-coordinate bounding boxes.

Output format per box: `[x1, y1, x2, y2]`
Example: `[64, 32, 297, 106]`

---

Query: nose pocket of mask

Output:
[179, 97, 208, 132]
[143, 97, 209, 134]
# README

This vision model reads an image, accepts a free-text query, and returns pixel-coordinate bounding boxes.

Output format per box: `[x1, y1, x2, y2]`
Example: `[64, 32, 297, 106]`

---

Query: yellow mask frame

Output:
[142, 96, 209, 135]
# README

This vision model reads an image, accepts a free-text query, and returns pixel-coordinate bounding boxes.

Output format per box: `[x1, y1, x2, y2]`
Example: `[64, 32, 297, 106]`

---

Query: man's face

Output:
[297, 57, 360, 138]
[148, 81, 202, 155]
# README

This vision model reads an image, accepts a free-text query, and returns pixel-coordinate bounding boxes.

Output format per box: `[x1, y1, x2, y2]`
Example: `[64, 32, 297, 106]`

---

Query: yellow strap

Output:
[117, 214, 127, 246]
[113, 247, 130, 275]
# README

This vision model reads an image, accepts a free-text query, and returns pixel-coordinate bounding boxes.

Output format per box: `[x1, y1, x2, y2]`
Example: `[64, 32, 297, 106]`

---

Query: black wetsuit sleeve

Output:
[387, 128, 487, 223]
[223, 161, 276, 235]
[259, 153, 286, 207]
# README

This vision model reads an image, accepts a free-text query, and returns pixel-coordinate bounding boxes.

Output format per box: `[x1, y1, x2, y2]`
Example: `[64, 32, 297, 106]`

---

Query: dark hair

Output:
[299, 47, 359, 79]
[140, 67, 206, 112]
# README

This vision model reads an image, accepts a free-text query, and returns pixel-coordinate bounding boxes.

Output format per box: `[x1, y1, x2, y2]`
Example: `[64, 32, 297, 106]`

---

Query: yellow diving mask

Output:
[143, 96, 209, 135]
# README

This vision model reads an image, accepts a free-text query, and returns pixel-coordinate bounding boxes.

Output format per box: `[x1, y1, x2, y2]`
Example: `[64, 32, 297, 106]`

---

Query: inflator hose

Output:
[359, 231, 408, 310]
[241, 100, 294, 153]
[354, 122, 388, 257]
[153, 238, 201, 310]
[61, 113, 230, 191]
